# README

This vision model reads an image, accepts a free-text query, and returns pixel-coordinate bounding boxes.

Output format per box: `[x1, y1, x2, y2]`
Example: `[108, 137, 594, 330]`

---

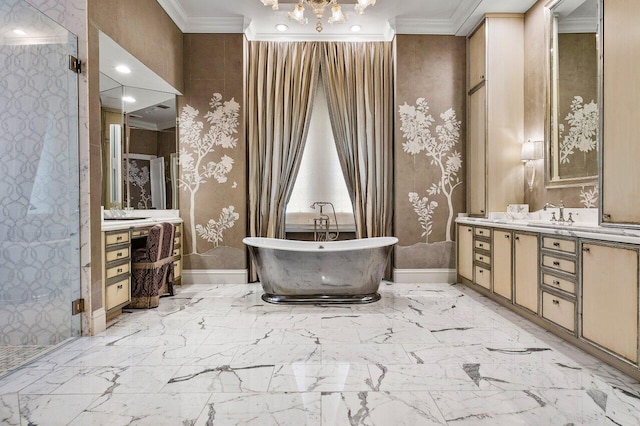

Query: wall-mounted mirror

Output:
[99, 31, 181, 210]
[547, 0, 600, 187]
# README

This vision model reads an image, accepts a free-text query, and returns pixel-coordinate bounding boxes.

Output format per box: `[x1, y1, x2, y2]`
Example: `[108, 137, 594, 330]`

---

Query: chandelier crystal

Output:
[259, 0, 376, 32]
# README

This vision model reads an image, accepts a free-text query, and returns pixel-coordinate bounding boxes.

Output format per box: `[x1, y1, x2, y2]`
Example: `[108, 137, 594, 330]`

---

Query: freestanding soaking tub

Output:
[243, 237, 398, 304]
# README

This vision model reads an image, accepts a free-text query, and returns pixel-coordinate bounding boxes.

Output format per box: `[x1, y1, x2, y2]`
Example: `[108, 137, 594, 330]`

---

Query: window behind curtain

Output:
[286, 77, 354, 219]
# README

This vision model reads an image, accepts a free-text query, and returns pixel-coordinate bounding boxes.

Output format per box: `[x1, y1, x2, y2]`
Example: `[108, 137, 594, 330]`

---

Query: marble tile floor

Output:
[1, 282, 640, 425]
[0, 345, 52, 377]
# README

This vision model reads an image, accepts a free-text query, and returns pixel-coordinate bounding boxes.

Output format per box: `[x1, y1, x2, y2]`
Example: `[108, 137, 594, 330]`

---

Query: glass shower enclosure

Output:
[0, 0, 81, 375]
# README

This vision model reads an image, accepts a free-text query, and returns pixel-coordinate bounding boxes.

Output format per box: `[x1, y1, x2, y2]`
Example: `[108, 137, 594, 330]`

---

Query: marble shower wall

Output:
[394, 35, 467, 269]
[524, 0, 597, 210]
[178, 34, 246, 270]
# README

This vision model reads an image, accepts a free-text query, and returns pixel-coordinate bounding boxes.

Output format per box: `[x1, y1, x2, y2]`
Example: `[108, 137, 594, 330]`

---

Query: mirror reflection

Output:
[98, 32, 180, 210]
[548, 0, 599, 185]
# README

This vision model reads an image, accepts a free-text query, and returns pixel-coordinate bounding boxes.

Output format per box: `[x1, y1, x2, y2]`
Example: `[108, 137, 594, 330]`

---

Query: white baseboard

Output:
[182, 269, 248, 285]
[392, 268, 457, 284]
[92, 307, 106, 335]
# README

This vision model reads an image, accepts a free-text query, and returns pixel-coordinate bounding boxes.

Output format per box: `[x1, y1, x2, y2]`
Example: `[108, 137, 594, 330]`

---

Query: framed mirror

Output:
[546, 0, 600, 187]
[99, 31, 181, 210]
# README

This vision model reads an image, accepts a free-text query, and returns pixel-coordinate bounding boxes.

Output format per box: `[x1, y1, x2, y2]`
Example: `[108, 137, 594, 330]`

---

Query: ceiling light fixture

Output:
[12, 29, 26, 36]
[350, 24, 362, 32]
[122, 96, 136, 103]
[259, 0, 376, 33]
[275, 23, 289, 32]
[115, 65, 131, 74]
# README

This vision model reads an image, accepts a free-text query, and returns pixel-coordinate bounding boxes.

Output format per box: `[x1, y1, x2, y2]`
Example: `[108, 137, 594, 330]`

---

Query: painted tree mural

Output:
[399, 98, 462, 242]
[178, 93, 240, 254]
[559, 96, 598, 164]
[128, 160, 150, 209]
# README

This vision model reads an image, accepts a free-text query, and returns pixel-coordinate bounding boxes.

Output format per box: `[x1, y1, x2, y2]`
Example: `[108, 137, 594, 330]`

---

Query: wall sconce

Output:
[521, 140, 544, 192]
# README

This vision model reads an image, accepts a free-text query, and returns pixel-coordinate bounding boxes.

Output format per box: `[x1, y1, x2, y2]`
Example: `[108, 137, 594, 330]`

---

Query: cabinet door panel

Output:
[468, 86, 486, 216]
[493, 230, 512, 300]
[514, 233, 538, 313]
[582, 243, 638, 362]
[469, 22, 486, 88]
[458, 225, 474, 281]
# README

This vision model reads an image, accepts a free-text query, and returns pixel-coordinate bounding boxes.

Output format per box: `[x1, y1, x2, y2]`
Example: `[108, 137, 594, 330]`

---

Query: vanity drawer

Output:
[106, 278, 130, 311]
[543, 237, 576, 254]
[106, 262, 130, 280]
[474, 240, 491, 251]
[131, 228, 150, 238]
[174, 236, 181, 246]
[475, 265, 491, 289]
[542, 292, 575, 332]
[474, 227, 491, 238]
[542, 273, 575, 295]
[172, 247, 180, 257]
[173, 259, 182, 278]
[105, 231, 130, 246]
[106, 246, 130, 263]
[475, 252, 490, 264]
[542, 254, 576, 275]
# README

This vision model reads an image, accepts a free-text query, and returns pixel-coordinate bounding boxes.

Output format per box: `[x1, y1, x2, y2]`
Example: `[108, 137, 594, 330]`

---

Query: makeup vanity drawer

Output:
[542, 254, 576, 275]
[475, 265, 491, 289]
[173, 259, 182, 278]
[475, 252, 491, 265]
[106, 262, 130, 280]
[542, 237, 576, 254]
[542, 291, 575, 332]
[475, 227, 491, 238]
[105, 231, 130, 246]
[475, 240, 491, 251]
[106, 278, 130, 311]
[106, 246, 130, 263]
[542, 273, 575, 295]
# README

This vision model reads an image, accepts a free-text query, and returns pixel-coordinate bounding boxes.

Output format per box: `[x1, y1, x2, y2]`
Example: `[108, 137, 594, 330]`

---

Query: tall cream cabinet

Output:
[601, 0, 640, 225]
[582, 242, 638, 363]
[467, 15, 524, 217]
[457, 225, 474, 281]
[513, 232, 538, 313]
[493, 229, 512, 300]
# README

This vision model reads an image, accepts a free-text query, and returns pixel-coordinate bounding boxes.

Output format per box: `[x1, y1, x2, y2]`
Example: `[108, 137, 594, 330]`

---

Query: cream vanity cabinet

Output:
[601, 0, 640, 225]
[513, 232, 538, 314]
[540, 236, 578, 334]
[466, 15, 524, 217]
[493, 229, 512, 300]
[582, 242, 638, 363]
[457, 224, 474, 281]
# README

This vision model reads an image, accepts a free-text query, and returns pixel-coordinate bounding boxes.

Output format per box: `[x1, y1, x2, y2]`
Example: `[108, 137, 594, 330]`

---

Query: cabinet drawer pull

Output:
[117, 268, 123, 273]
[479, 243, 484, 248]
[468, 228, 472, 232]
[582, 247, 590, 253]
[514, 236, 520, 241]
[553, 280, 560, 285]
[480, 210, 485, 214]
[552, 299, 560, 305]
[479, 256, 484, 261]
[479, 230, 484, 235]
[505, 234, 510, 239]
[552, 261, 560, 266]
[478, 270, 483, 274]
[116, 236, 123, 241]
[117, 284, 123, 289]
[553, 242, 560, 247]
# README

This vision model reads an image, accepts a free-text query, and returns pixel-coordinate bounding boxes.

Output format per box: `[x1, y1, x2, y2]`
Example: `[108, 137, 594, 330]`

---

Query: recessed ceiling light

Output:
[350, 25, 362, 33]
[122, 96, 136, 103]
[115, 65, 131, 74]
[276, 24, 289, 32]
[12, 29, 26, 36]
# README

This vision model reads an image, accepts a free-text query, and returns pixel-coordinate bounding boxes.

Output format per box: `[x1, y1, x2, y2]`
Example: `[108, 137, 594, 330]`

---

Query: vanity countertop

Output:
[456, 216, 640, 246]
[101, 217, 183, 232]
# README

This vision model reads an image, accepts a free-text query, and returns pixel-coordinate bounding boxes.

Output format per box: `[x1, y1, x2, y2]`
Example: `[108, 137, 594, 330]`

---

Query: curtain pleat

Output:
[248, 42, 321, 279]
[320, 42, 394, 239]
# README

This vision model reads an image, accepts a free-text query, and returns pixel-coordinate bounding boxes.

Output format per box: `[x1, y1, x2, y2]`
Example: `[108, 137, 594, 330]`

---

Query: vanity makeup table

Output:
[102, 214, 183, 320]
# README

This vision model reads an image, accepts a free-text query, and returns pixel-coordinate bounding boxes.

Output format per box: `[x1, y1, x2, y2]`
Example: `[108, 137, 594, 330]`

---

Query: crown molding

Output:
[395, 18, 455, 35]
[247, 32, 394, 42]
[156, 0, 187, 32]
[184, 17, 245, 33]
[450, 0, 484, 34]
[558, 16, 597, 33]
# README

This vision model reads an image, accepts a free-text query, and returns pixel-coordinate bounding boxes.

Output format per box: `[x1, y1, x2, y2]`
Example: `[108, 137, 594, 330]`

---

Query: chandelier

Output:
[259, 0, 376, 32]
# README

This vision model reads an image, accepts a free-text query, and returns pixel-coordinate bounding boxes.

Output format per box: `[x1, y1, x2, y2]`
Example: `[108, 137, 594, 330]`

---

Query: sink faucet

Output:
[543, 201, 565, 223]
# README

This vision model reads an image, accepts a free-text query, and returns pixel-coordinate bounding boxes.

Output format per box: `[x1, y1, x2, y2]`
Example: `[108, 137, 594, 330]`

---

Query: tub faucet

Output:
[543, 200, 565, 223]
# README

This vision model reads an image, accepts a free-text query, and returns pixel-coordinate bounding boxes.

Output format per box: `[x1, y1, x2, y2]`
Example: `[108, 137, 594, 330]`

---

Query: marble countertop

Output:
[456, 216, 640, 246]
[102, 217, 183, 232]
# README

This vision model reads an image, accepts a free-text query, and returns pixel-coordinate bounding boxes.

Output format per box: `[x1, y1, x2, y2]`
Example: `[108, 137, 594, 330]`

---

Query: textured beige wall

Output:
[394, 35, 467, 269]
[179, 34, 246, 270]
[524, 0, 596, 209]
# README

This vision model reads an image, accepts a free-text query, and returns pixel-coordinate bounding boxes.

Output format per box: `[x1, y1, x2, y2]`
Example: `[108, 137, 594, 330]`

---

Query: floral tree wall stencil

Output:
[559, 96, 598, 164]
[399, 98, 462, 242]
[178, 93, 240, 254]
[128, 160, 150, 209]
[580, 185, 599, 208]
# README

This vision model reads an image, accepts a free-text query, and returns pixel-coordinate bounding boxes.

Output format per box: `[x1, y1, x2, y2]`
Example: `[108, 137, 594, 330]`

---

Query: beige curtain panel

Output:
[321, 42, 394, 239]
[247, 41, 321, 241]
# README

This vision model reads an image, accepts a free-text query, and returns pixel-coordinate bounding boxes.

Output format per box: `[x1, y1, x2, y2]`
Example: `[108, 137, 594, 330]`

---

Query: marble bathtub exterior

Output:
[1, 282, 639, 425]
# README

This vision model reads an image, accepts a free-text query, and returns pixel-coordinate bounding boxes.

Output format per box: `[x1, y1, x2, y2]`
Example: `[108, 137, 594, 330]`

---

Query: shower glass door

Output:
[0, 0, 81, 375]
